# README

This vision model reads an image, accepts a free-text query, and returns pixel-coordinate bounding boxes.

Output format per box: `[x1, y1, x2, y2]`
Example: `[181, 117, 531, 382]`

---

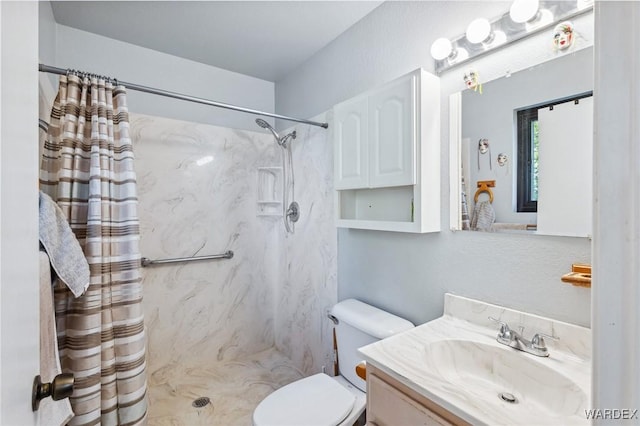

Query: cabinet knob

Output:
[32, 373, 74, 411]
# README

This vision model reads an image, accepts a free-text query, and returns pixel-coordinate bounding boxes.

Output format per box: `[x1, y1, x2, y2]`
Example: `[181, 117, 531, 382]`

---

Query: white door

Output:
[1, 1, 41, 425]
[334, 95, 369, 189]
[537, 97, 593, 237]
[368, 74, 416, 188]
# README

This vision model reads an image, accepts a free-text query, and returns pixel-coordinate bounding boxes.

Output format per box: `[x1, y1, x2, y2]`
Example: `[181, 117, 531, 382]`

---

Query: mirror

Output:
[451, 47, 593, 237]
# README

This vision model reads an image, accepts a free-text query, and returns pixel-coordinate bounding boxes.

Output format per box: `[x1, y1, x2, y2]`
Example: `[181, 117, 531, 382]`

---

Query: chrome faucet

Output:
[489, 317, 558, 357]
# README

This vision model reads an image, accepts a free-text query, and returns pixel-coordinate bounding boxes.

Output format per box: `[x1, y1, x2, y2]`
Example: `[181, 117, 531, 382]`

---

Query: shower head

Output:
[255, 118, 280, 141]
[255, 118, 271, 129]
[256, 118, 296, 147]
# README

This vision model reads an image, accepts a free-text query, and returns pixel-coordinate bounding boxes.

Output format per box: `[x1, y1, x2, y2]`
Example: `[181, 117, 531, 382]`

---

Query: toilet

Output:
[252, 299, 414, 426]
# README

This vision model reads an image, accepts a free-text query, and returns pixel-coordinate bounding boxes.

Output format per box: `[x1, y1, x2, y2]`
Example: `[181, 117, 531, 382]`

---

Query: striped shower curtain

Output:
[40, 74, 148, 425]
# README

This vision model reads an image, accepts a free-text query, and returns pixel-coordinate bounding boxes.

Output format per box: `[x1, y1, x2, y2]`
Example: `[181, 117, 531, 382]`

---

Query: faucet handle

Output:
[488, 316, 507, 329]
[531, 332, 559, 349]
[488, 316, 510, 335]
[489, 317, 514, 344]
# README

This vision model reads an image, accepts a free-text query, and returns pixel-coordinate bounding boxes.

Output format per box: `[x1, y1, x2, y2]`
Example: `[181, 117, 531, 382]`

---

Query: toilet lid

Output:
[253, 373, 356, 426]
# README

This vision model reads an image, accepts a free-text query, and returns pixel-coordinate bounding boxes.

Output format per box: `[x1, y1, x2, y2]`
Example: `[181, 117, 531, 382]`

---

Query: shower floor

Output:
[148, 347, 305, 426]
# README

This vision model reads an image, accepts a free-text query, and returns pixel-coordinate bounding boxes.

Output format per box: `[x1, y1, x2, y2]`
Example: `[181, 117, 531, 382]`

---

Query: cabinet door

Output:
[368, 373, 454, 426]
[368, 74, 416, 188]
[334, 96, 369, 189]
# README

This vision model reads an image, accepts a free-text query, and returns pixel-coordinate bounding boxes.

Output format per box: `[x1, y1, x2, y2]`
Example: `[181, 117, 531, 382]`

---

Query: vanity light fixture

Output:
[431, 0, 593, 74]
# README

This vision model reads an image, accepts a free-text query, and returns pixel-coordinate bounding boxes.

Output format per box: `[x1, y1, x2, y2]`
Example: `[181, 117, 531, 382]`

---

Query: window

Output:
[516, 92, 592, 213]
[516, 108, 539, 212]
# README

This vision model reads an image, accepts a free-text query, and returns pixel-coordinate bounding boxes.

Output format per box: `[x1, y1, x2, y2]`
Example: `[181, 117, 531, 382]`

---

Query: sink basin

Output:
[424, 339, 587, 417]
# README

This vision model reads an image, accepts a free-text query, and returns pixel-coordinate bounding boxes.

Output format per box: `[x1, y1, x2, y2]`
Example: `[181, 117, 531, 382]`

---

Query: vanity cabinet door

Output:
[368, 74, 416, 188]
[334, 95, 369, 190]
[366, 365, 469, 426]
[367, 373, 453, 426]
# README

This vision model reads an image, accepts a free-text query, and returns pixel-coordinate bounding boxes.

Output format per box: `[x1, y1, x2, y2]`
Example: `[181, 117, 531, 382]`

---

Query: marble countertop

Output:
[358, 293, 591, 425]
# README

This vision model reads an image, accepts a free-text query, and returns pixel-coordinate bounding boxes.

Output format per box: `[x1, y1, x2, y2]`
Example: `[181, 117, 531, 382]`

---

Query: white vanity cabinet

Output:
[367, 364, 469, 426]
[333, 68, 440, 233]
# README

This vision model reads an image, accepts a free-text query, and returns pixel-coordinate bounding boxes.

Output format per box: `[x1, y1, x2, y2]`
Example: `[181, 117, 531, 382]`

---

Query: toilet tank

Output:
[331, 299, 414, 392]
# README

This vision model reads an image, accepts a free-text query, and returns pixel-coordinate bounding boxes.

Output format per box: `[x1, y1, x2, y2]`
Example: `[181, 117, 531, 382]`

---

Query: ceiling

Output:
[50, 1, 383, 82]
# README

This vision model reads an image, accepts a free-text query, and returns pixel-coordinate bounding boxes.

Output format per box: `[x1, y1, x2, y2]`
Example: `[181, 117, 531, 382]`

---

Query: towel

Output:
[38, 191, 90, 297]
[461, 190, 471, 231]
[470, 200, 495, 231]
[490, 223, 531, 232]
[38, 251, 74, 425]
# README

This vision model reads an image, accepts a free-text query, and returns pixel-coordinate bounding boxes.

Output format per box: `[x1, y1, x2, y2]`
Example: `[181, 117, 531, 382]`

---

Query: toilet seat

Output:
[253, 373, 356, 426]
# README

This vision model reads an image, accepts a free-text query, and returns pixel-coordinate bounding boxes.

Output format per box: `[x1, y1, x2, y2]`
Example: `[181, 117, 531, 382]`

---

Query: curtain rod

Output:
[39, 64, 329, 129]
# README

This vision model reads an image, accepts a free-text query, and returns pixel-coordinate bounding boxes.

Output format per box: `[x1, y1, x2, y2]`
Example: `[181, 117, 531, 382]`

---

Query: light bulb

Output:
[430, 38, 453, 61]
[510, 0, 540, 23]
[524, 8, 553, 31]
[491, 31, 507, 47]
[455, 48, 469, 63]
[577, 0, 593, 10]
[466, 18, 492, 44]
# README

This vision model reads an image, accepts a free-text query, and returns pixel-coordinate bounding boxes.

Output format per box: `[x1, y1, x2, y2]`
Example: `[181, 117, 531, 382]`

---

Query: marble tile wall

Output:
[131, 112, 336, 381]
[275, 111, 338, 375]
[132, 114, 281, 374]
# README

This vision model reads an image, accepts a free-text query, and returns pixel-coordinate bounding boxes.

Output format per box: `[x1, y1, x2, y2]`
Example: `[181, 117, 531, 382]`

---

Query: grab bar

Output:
[141, 250, 234, 267]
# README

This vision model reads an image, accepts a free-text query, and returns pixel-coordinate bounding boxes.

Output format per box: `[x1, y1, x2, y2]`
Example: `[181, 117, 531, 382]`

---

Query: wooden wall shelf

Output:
[561, 263, 591, 288]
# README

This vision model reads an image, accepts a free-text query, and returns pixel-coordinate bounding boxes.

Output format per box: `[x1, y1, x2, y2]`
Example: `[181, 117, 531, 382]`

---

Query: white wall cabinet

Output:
[333, 68, 440, 233]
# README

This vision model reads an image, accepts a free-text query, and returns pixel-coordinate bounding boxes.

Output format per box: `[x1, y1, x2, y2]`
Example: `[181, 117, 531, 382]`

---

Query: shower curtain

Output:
[40, 74, 148, 425]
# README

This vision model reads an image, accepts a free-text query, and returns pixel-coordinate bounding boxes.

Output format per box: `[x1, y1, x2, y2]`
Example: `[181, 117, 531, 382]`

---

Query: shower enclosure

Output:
[131, 112, 336, 424]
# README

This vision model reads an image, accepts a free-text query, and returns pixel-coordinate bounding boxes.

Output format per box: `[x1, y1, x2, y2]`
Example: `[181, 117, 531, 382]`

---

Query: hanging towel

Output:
[38, 251, 74, 425]
[470, 200, 496, 231]
[460, 176, 471, 230]
[38, 191, 90, 297]
[490, 223, 531, 232]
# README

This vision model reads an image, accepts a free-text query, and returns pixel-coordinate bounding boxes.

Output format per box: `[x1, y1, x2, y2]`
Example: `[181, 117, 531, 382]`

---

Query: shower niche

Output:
[333, 68, 441, 233]
[257, 166, 283, 216]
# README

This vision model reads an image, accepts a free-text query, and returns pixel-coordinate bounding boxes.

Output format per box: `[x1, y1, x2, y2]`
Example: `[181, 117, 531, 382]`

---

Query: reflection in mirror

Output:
[453, 47, 593, 237]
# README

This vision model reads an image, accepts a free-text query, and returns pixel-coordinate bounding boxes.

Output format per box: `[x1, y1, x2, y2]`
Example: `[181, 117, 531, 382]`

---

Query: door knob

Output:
[32, 373, 74, 411]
